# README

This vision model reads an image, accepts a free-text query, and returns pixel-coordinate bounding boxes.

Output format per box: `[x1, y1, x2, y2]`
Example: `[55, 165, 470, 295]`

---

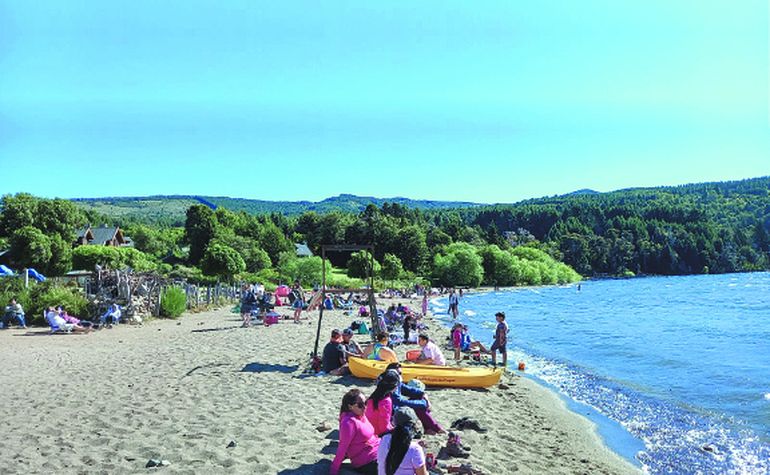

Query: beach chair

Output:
[45, 311, 72, 334]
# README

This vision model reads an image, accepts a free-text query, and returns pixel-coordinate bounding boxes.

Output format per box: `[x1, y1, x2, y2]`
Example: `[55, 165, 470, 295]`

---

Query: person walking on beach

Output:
[240, 284, 256, 327]
[291, 282, 305, 323]
[448, 289, 459, 319]
[421, 293, 428, 317]
[490, 311, 509, 368]
[331, 389, 379, 475]
[377, 406, 428, 475]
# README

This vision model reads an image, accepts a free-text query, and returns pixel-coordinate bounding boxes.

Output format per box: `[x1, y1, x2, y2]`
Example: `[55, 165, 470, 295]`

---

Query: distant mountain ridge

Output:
[70, 176, 770, 225]
[71, 194, 485, 224]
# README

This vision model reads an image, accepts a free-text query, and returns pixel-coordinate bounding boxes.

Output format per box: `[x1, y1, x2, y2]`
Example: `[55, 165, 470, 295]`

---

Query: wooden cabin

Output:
[74, 225, 131, 247]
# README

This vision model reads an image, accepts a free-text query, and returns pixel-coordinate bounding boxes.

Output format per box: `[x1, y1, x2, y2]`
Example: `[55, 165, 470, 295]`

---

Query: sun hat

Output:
[392, 406, 418, 428]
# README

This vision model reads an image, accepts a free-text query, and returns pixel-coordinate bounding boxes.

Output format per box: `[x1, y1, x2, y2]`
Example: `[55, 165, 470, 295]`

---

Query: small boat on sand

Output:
[348, 357, 503, 389]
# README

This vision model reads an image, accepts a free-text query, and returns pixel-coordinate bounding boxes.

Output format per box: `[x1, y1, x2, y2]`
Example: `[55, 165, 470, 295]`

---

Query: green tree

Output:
[0, 193, 39, 236]
[396, 225, 429, 272]
[9, 226, 52, 271]
[278, 252, 328, 286]
[36, 199, 84, 239]
[200, 243, 246, 279]
[381, 253, 404, 282]
[432, 242, 484, 287]
[258, 221, 293, 265]
[48, 235, 73, 275]
[347, 250, 381, 279]
[184, 205, 218, 264]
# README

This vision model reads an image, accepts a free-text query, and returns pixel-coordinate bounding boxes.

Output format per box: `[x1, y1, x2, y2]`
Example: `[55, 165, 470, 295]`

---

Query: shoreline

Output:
[0, 299, 639, 474]
[413, 294, 641, 473]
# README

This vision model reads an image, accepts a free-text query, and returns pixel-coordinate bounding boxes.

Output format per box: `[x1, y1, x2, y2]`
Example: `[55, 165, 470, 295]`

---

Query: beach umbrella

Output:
[275, 285, 290, 297]
[27, 268, 46, 282]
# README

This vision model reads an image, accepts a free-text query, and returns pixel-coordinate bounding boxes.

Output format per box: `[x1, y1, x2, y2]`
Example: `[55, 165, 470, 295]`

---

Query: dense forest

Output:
[1, 177, 768, 290]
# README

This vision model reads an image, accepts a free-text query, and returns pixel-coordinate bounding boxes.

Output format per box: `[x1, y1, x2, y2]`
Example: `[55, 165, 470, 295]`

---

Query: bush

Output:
[326, 269, 365, 289]
[11, 282, 89, 326]
[160, 287, 187, 318]
[72, 246, 157, 272]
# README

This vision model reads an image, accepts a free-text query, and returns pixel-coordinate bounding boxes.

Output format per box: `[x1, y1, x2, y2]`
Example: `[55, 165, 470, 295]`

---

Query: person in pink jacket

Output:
[330, 388, 380, 475]
[366, 370, 400, 436]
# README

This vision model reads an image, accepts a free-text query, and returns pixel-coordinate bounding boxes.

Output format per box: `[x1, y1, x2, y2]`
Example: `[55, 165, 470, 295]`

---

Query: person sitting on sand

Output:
[383, 363, 445, 435]
[323, 329, 349, 376]
[99, 303, 121, 328]
[490, 311, 509, 368]
[362, 333, 398, 363]
[415, 334, 446, 366]
[342, 328, 364, 357]
[460, 325, 488, 354]
[57, 306, 93, 328]
[377, 406, 428, 475]
[2, 298, 27, 329]
[366, 370, 399, 436]
[330, 388, 379, 475]
[46, 306, 91, 333]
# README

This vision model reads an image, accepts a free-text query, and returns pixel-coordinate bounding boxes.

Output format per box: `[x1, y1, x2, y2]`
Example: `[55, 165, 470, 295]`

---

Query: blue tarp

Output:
[0, 265, 13, 276]
[26, 268, 46, 282]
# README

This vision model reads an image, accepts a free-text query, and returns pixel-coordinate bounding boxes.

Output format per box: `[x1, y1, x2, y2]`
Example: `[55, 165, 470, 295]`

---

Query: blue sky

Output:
[0, 1, 768, 204]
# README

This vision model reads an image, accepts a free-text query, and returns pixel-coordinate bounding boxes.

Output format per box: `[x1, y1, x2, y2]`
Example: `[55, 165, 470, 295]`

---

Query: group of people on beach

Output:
[44, 303, 122, 333]
[331, 362, 445, 475]
[3, 298, 123, 333]
[325, 288, 511, 474]
[449, 312, 509, 368]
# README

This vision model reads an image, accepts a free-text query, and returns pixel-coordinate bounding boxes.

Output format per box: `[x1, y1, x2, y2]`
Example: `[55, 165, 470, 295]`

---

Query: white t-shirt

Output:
[377, 434, 426, 475]
[421, 341, 446, 366]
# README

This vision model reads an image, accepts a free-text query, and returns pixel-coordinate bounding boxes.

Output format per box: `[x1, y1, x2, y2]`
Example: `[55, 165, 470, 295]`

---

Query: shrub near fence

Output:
[160, 287, 186, 318]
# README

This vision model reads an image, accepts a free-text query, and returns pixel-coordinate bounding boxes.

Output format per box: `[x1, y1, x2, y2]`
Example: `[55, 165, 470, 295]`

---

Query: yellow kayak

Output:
[348, 357, 503, 389]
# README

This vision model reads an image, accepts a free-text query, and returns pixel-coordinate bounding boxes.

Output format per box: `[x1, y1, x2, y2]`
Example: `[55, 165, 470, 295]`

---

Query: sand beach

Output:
[0, 299, 639, 474]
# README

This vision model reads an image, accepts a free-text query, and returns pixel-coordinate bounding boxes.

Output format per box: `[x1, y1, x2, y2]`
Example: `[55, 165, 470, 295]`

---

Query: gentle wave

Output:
[439, 273, 770, 474]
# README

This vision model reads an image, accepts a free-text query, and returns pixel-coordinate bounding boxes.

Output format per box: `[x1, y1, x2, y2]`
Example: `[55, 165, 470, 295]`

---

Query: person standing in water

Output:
[490, 311, 509, 368]
[448, 289, 459, 319]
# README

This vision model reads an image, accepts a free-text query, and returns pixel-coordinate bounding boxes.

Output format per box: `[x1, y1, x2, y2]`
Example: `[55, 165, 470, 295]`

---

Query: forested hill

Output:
[71, 194, 483, 225]
[457, 176, 770, 276]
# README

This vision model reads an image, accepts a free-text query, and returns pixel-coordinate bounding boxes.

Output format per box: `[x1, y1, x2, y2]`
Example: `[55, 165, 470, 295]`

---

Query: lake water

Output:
[431, 273, 770, 474]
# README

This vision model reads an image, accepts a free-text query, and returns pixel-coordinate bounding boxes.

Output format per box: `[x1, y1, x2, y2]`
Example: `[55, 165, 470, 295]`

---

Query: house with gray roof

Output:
[295, 242, 313, 257]
[74, 225, 131, 247]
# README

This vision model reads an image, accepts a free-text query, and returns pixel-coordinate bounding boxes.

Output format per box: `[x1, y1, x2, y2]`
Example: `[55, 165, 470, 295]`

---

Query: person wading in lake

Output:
[490, 311, 509, 368]
[448, 289, 459, 319]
